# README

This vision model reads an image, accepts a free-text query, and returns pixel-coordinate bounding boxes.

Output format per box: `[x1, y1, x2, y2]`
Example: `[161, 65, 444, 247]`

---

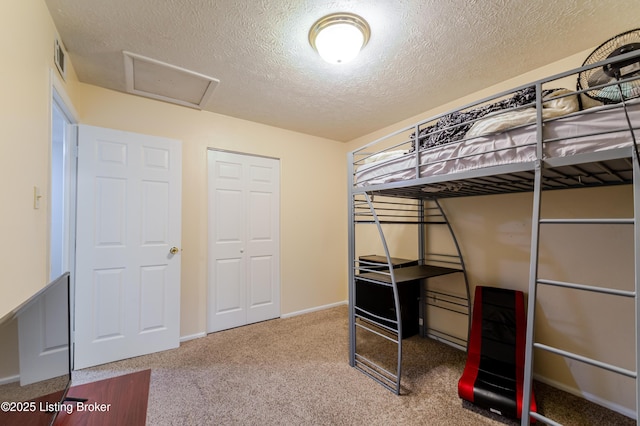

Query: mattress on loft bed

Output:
[354, 98, 640, 187]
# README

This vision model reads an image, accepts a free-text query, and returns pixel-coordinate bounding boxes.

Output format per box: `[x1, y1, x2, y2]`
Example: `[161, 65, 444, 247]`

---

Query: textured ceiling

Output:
[45, 0, 640, 142]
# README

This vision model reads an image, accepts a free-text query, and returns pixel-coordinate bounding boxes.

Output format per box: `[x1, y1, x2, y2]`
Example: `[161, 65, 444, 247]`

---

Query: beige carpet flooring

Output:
[72, 305, 635, 425]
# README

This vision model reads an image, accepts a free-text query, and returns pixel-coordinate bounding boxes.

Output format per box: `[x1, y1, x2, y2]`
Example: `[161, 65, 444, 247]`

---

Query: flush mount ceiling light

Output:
[309, 13, 370, 64]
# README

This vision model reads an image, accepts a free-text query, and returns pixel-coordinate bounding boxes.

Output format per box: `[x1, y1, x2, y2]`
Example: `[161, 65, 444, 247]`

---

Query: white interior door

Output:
[74, 125, 182, 369]
[207, 150, 280, 333]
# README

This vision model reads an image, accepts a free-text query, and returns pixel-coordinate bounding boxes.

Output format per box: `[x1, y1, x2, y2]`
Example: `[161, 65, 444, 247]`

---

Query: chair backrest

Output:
[459, 285, 534, 421]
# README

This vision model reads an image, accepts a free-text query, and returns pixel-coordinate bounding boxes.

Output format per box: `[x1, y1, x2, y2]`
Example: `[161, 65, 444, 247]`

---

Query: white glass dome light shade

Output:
[309, 13, 371, 65]
[314, 23, 364, 64]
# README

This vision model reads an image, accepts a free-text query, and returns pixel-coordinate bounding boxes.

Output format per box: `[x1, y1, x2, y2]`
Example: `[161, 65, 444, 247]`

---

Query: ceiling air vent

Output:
[54, 38, 67, 81]
[123, 51, 220, 109]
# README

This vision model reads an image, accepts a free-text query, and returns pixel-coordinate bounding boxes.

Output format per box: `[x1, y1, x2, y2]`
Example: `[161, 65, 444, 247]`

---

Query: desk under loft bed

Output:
[347, 49, 640, 425]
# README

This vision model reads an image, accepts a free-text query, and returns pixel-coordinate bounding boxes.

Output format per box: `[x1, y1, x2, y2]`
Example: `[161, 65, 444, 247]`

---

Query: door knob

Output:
[169, 247, 180, 254]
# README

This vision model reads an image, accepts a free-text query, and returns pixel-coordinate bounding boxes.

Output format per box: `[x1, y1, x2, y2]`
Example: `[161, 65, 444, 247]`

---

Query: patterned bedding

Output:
[410, 87, 579, 151]
[354, 96, 640, 188]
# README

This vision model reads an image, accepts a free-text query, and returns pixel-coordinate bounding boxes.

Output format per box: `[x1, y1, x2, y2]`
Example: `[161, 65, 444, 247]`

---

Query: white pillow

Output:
[466, 89, 579, 139]
[359, 149, 408, 165]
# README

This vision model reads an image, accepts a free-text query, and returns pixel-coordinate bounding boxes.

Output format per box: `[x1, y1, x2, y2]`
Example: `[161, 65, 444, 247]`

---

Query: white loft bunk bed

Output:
[347, 48, 640, 425]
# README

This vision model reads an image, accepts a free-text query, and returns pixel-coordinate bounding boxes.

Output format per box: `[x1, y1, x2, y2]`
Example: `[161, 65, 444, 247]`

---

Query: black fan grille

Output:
[578, 28, 640, 104]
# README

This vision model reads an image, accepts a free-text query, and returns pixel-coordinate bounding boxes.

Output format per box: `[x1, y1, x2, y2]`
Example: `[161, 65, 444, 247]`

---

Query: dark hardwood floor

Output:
[54, 369, 150, 426]
[0, 369, 150, 426]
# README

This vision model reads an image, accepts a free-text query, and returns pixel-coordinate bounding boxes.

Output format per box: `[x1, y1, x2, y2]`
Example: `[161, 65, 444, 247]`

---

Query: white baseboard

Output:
[179, 332, 206, 343]
[178, 301, 348, 342]
[280, 300, 347, 319]
[534, 373, 637, 420]
[0, 374, 19, 386]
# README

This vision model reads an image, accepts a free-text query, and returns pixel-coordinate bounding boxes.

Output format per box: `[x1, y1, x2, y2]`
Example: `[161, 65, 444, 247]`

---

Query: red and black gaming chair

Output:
[458, 286, 536, 421]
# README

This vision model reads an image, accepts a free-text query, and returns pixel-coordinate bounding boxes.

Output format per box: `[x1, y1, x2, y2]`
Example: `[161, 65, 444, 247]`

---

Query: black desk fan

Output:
[577, 28, 640, 104]
[578, 28, 640, 166]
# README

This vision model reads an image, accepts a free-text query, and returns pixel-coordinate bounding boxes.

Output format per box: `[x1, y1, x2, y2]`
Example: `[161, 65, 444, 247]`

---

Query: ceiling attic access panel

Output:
[123, 51, 219, 109]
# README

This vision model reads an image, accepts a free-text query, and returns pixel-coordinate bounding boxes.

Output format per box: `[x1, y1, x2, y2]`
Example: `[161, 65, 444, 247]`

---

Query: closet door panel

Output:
[208, 150, 280, 333]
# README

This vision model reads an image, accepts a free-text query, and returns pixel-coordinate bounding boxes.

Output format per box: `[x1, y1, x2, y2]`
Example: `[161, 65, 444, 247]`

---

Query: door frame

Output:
[50, 72, 78, 279]
[49, 69, 78, 368]
[206, 148, 282, 333]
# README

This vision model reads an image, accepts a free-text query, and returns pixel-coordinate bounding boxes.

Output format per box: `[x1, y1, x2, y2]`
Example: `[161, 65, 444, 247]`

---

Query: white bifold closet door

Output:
[207, 150, 281, 333]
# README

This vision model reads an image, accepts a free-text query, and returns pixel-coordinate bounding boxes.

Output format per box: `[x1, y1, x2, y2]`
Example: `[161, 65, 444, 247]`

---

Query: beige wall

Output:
[74, 84, 348, 338]
[0, 0, 81, 380]
[346, 52, 636, 414]
[0, 0, 75, 318]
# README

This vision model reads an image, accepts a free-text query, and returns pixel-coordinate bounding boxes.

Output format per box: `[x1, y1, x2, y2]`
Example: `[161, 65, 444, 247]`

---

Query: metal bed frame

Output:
[347, 49, 640, 423]
[350, 195, 470, 394]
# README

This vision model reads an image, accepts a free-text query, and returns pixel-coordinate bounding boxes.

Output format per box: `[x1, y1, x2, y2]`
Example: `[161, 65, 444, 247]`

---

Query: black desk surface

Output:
[357, 265, 461, 284]
[359, 255, 418, 268]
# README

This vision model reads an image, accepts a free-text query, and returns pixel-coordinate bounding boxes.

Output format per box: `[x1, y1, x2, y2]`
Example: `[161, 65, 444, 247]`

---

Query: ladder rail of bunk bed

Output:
[520, 80, 640, 424]
[521, 148, 639, 426]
